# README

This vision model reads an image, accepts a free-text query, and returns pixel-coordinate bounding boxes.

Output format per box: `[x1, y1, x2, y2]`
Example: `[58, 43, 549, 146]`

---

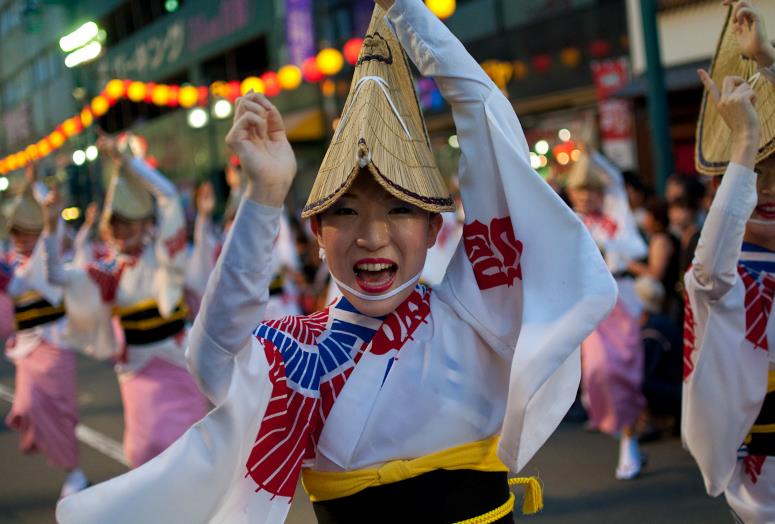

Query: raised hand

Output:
[225, 92, 296, 208]
[95, 133, 124, 164]
[196, 181, 216, 217]
[699, 69, 760, 168]
[23, 162, 37, 185]
[42, 187, 62, 234]
[83, 202, 99, 228]
[723, 0, 775, 67]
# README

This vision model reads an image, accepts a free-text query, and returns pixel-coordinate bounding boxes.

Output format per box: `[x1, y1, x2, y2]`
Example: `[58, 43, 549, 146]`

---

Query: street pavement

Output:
[1, 354, 731, 524]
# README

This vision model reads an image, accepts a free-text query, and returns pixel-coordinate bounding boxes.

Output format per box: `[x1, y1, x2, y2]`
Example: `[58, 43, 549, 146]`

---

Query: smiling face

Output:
[313, 173, 443, 317]
[746, 156, 775, 249]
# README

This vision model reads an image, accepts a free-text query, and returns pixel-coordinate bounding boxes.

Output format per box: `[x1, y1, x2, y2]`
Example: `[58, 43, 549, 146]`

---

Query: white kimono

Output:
[683, 163, 775, 523]
[56, 1, 616, 522]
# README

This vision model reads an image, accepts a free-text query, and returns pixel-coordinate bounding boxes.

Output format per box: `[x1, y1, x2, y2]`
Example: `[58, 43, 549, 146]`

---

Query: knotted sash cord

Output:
[301, 436, 543, 517]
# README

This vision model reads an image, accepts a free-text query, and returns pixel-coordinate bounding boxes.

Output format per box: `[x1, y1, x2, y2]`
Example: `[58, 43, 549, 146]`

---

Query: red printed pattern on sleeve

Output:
[738, 266, 775, 351]
[164, 227, 188, 258]
[463, 216, 523, 290]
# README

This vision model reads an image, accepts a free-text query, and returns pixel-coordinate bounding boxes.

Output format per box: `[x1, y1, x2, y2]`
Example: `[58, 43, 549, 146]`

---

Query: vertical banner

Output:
[286, 0, 315, 66]
[591, 58, 637, 170]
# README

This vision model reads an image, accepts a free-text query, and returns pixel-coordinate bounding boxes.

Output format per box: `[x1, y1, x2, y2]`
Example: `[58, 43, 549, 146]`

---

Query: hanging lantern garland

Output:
[0, 24, 619, 175]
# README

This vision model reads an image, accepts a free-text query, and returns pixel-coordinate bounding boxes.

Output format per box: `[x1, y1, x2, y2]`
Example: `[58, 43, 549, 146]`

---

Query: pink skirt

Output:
[119, 357, 207, 468]
[581, 300, 646, 435]
[5, 341, 79, 470]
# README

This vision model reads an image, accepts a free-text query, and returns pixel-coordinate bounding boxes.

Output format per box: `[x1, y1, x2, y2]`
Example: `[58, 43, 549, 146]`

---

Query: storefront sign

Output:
[591, 58, 636, 170]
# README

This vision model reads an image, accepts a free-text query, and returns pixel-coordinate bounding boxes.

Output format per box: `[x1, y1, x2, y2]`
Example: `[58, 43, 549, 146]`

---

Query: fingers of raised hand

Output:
[698, 69, 721, 102]
[722, 75, 746, 96]
[229, 112, 268, 145]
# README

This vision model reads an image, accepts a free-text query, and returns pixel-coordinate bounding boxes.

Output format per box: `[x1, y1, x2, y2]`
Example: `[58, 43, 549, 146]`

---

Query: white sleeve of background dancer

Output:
[687, 163, 756, 301]
[187, 198, 281, 405]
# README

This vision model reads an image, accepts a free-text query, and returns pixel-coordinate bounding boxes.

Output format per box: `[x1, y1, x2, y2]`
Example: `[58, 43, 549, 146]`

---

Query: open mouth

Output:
[756, 203, 775, 220]
[353, 258, 398, 293]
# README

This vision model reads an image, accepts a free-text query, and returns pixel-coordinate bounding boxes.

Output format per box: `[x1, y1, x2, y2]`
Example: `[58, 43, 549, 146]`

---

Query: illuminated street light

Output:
[65, 41, 102, 68]
[85, 145, 98, 161]
[187, 108, 209, 129]
[213, 100, 233, 119]
[59, 21, 98, 52]
[534, 140, 550, 155]
[72, 150, 86, 165]
[0, 178, 8, 192]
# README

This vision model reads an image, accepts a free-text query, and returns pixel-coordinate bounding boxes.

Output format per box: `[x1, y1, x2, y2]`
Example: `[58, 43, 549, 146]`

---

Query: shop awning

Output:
[612, 59, 710, 98]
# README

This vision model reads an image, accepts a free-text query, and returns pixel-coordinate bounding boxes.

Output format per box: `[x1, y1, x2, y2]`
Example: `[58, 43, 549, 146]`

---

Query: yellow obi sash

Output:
[301, 436, 543, 516]
[113, 298, 188, 346]
[13, 290, 66, 331]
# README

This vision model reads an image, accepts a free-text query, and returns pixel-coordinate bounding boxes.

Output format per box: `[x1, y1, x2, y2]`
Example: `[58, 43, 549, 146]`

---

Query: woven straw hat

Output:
[696, 4, 775, 175]
[7, 183, 43, 232]
[566, 152, 608, 192]
[301, 6, 454, 218]
[102, 167, 154, 223]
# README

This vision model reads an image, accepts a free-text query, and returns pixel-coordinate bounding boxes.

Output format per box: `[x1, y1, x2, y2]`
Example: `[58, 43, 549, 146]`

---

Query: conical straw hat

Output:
[102, 167, 154, 223]
[695, 3, 775, 175]
[7, 182, 43, 232]
[301, 6, 454, 218]
[566, 152, 608, 191]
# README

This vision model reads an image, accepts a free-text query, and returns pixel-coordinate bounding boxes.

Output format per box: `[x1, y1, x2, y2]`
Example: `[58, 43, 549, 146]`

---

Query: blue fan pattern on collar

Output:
[253, 296, 379, 394]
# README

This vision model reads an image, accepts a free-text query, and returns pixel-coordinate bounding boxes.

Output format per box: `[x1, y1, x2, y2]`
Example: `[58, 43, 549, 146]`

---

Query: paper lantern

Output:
[151, 84, 171, 105]
[167, 85, 180, 107]
[425, 0, 456, 19]
[61, 117, 82, 137]
[179, 85, 199, 107]
[278, 65, 302, 90]
[49, 130, 66, 148]
[80, 107, 94, 127]
[512, 60, 528, 80]
[91, 95, 110, 117]
[197, 86, 209, 105]
[37, 139, 51, 157]
[238, 77, 261, 96]
[105, 78, 126, 100]
[261, 72, 282, 97]
[210, 81, 227, 98]
[127, 81, 147, 102]
[531, 54, 551, 73]
[302, 57, 324, 83]
[343, 38, 363, 66]
[560, 47, 581, 68]
[25, 144, 39, 160]
[589, 39, 611, 58]
[316, 48, 344, 76]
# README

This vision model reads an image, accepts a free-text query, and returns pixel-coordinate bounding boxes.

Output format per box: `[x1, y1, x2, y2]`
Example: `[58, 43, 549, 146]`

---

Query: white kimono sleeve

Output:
[56, 199, 291, 524]
[387, 0, 617, 472]
[683, 163, 771, 496]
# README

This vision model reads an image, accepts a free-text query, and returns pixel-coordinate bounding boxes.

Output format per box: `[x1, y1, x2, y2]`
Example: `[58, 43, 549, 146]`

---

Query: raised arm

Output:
[688, 70, 759, 300]
[186, 92, 297, 404]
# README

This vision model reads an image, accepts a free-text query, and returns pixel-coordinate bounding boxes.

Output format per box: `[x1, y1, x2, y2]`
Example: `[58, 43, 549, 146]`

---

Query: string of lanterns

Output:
[0, 37, 366, 175]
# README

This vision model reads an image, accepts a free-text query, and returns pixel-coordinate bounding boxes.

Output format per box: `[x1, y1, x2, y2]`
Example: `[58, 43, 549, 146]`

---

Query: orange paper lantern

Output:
[127, 81, 147, 102]
[241, 76, 265, 95]
[316, 48, 344, 76]
[37, 139, 51, 157]
[61, 117, 82, 137]
[80, 108, 94, 128]
[105, 78, 126, 100]
[425, 0, 456, 19]
[179, 85, 199, 108]
[151, 84, 171, 105]
[91, 95, 110, 117]
[278, 65, 302, 90]
[49, 130, 66, 148]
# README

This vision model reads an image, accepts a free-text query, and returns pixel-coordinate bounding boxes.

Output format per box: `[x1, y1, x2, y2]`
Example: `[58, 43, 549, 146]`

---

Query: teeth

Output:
[356, 262, 393, 271]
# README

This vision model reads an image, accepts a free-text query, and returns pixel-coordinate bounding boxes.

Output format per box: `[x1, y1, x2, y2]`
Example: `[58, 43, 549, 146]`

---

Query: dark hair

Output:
[644, 198, 669, 230]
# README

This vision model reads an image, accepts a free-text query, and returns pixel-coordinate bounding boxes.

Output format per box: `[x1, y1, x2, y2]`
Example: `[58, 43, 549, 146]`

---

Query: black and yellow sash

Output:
[114, 299, 188, 346]
[14, 290, 66, 331]
[269, 273, 284, 297]
[746, 370, 775, 456]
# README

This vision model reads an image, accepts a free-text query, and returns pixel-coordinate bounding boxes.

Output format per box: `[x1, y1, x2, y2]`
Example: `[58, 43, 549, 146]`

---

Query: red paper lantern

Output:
[302, 57, 324, 83]
[229, 80, 243, 100]
[261, 72, 282, 97]
[589, 39, 611, 58]
[531, 54, 551, 73]
[197, 86, 209, 106]
[344, 38, 363, 66]
[167, 85, 180, 107]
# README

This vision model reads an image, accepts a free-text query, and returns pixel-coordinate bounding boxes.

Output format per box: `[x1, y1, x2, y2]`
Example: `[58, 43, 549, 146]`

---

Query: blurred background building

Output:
[3, 0, 769, 212]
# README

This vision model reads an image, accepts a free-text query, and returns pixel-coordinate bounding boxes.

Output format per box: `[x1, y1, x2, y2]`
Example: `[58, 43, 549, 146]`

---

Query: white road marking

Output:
[0, 382, 128, 466]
